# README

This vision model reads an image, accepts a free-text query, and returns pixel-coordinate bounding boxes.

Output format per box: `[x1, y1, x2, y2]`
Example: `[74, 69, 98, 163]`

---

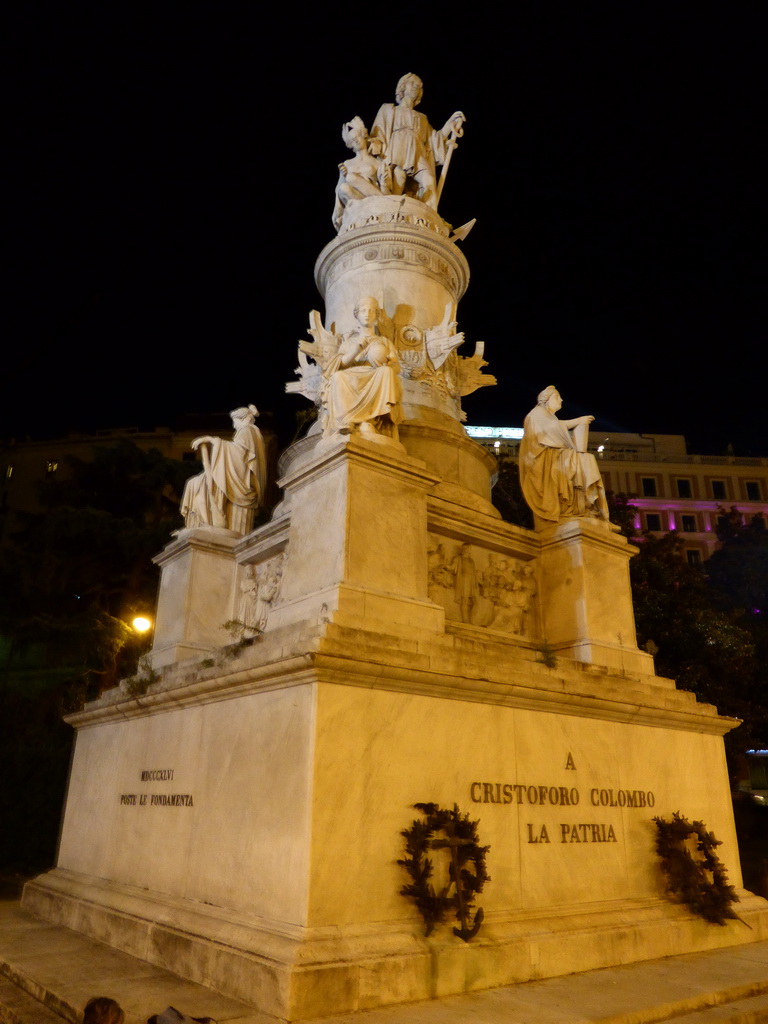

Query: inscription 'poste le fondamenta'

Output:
[119, 768, 192, 807]
[120, 793, 193, 806]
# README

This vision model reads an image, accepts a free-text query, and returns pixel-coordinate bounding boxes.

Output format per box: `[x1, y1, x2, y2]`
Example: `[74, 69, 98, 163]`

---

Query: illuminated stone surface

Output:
[23, 76, 768, 1022]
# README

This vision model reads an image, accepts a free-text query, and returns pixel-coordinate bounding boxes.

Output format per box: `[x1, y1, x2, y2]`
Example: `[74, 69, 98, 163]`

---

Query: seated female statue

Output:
[323, 297, 402, 442]
[519, 386, 609, 528]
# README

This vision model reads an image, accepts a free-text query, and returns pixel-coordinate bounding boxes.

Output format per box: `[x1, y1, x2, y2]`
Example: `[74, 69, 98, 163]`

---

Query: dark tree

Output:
[630, 532, 760, 757]
[607, 492, 638, 539]
[709, 510, 768, 617]
[491, 458, 533, 529]
[706, 510, 768, 747]
[0, 441, 195, 872]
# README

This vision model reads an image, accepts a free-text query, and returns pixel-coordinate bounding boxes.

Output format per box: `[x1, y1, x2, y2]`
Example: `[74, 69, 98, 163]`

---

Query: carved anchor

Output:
[431, 824, 485, 941]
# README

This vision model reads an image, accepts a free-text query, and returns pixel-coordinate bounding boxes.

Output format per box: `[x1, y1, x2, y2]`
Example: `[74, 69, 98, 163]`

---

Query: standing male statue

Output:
[519, 386, 610, 528]
[372, 73, 465, 210]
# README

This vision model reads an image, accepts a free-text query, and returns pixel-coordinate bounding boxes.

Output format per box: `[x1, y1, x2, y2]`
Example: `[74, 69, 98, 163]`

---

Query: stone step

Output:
[0, 973, 65, 1024]
[4, 897, 768, 1024]
[0, 902, 270, 1024]
[670, 992, 768, 1022]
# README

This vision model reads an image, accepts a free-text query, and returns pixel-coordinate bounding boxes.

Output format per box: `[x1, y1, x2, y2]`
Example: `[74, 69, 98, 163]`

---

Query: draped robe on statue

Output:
[181, 423, 266, 533]
[372, 103, 448, 194]
[519, 405, 608, 524]
[323, 335, 402, 437]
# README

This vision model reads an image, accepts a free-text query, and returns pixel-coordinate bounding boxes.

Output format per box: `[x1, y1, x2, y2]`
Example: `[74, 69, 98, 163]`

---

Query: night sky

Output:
[6, 6, 766, 454]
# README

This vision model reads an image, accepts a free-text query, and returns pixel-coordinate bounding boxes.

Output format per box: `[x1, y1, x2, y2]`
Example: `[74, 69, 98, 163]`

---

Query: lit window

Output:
[46, 461, 58, 475]
[641, 477, 657, 497]
[686, 550, 702, 567]
[676, 479, 692, 498]
[682, 515, 696, 533]
[645, 513, 661, 532]
[746, 481, 762, 501]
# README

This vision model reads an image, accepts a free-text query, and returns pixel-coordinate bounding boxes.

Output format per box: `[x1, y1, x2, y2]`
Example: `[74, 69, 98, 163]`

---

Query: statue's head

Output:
[537, 385, 562, 412]
[395, 73, 423, 106]
[231, 404, 259, 425]
[341, 116, 367, 151]
[353, 296, 379, 327]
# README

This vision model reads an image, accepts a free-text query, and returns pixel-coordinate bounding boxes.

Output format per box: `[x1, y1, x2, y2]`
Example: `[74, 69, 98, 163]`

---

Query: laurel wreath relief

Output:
[653, 811, 746, 926]
[398, 802, 490, 941]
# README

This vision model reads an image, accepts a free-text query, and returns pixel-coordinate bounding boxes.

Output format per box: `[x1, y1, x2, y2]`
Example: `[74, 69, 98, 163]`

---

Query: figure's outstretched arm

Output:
[561, 415, 594, 429]
[190, 436, 216, 451]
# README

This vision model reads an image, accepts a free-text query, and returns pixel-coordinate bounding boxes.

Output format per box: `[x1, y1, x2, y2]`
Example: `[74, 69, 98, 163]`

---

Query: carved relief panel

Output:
[233, 553, 285, 639]
[427, 537, 538, 637]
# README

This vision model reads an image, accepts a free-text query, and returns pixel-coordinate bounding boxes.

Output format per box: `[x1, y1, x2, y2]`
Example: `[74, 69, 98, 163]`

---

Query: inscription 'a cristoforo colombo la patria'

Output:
[470, 782, 655, 808]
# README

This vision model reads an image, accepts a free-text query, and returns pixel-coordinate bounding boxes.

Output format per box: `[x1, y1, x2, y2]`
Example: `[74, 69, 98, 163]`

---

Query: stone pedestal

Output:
[270, 436, 443, 638]
[538, 519, 655, 675]
[23, 609, 768, 1021]
[151, 527, 239, 668]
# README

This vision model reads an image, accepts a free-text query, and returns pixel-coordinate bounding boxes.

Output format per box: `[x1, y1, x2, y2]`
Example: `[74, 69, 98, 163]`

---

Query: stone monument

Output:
[24, 75, 768, 1023]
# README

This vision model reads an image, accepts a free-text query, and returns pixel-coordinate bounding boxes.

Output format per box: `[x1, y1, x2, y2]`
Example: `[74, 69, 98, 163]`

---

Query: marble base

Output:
[22, 869, 768, 1021]
[23, 621, 767, 1021]
[538, 519, 655, 675]
[25, 422, 766, 1022]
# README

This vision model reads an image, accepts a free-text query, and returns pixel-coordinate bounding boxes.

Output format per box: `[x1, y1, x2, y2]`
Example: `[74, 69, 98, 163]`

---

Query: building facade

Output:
[467, 426, 768, 564]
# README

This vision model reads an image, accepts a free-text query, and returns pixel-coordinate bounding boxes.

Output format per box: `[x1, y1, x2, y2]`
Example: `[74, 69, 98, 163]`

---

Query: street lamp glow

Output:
[132, 616, 152, 633]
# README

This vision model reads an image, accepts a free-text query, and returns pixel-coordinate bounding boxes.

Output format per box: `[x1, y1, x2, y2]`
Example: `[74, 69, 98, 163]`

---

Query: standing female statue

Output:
[180, 404, 267, 535]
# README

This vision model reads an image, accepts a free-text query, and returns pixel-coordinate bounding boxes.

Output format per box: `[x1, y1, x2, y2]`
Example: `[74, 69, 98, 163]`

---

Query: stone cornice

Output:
[315, 224, 470, 302]
[68, 621, 736, 737]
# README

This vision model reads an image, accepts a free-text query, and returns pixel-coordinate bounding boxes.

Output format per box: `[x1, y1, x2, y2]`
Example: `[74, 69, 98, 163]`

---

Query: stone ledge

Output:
[68, 618, 735, 735]
[19, 876, 768, 1022]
